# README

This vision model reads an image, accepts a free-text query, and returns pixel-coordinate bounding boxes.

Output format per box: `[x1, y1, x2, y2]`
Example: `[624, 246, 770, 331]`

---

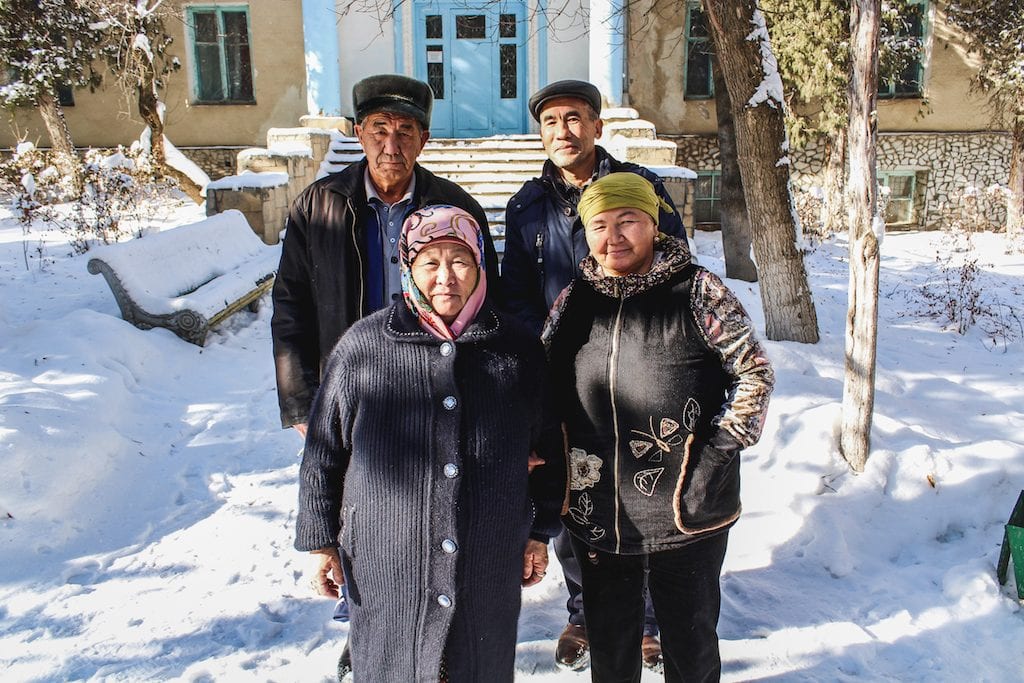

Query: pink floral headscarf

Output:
[400, 205, 487, 340]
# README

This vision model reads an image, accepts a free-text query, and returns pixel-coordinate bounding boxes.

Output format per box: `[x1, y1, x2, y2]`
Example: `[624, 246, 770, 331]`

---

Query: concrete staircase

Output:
[318, 133, 549, 243]
[222, 110, 693, 247]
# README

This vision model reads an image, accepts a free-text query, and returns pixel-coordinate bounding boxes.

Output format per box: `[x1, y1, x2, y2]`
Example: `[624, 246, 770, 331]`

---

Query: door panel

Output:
[413, 2, 526, 137]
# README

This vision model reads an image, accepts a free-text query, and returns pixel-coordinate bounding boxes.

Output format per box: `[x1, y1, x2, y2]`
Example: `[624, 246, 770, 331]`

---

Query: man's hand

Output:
[521, 538, 549, 587]
[293, 423, 308, 439]
[310, 547, 344, 598]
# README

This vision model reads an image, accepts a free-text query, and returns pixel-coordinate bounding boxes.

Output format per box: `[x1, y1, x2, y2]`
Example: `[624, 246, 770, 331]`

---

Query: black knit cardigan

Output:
[296, 301, 563, 682]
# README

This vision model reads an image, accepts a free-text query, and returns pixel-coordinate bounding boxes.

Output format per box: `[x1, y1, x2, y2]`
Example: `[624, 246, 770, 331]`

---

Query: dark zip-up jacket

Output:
[544, 237, 774, 554]
[271, 159, 499, 428]
[500, 146, 686, 335]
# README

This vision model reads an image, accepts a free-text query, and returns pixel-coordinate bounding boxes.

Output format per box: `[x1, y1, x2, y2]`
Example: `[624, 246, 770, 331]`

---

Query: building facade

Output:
[0, 1, 1008, 228]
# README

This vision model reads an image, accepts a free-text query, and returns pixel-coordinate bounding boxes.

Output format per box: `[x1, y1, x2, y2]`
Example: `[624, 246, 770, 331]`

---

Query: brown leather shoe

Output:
[555, 623, 589, 670]
[642, 634, 663, 672]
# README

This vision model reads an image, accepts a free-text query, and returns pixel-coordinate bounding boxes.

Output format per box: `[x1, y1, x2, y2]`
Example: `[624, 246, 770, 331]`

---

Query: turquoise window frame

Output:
[186, 5, 255, 104]
[683, 1, 714, 100]
[879, 170, 917, 224]
[879, 0, 928, 99]
[694, 170, 722, 225]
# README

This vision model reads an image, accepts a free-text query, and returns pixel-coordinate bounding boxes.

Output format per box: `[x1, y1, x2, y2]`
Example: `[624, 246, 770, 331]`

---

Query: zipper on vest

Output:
[608, 293, 625, 553]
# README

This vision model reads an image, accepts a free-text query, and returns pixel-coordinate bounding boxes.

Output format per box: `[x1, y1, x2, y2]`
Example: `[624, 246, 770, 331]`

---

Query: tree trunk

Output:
[840, 0, 882, 473]
[713, 56, 758, 282]
[36, 90, 82, 193]
[704, 0, 819, 342]
[822, 131, 848, 236]
[137, 55, 201, 203]
[137, 60, 165, 167]
[1008, 118, 1024, 237]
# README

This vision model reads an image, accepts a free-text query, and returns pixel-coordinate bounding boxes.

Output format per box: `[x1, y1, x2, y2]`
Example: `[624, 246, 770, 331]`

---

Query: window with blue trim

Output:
[187, 6, 254, 104]
[694, 171, 721, 225]
[684, 2, 713, 99]
[879, 171, 918, 224]
[879, 0, 926, 98]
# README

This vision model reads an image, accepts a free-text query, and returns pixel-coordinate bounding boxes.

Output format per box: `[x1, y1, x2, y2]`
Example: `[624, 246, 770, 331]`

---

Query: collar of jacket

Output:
[318, 158, 446, 208]
[383, 300, 503, 344]
[580, 234, 693, 299]
[539, 145, 616, 205]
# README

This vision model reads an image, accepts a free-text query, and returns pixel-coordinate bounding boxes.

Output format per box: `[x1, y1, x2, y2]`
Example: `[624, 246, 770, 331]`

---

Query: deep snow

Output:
[1, 199, 1023, 681]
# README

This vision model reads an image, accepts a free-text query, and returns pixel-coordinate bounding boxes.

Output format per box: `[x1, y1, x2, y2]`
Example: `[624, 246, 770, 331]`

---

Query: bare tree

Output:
[703, 0, 820, 343]
[840, 0, 881, 472]
[0, 0, 102, 191]
[85, 0, 200, 199]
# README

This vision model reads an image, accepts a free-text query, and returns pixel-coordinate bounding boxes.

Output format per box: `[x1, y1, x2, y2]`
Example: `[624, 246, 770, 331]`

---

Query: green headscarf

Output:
[577, 172, 673, 228]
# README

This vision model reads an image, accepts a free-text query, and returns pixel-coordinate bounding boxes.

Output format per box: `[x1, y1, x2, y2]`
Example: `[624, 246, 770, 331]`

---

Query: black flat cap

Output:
[528, 79, 602, 121]
[353, 74, 433, 129]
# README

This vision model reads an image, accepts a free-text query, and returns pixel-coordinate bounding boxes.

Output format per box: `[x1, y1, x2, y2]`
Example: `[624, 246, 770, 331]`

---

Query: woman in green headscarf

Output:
[543, 173, 775, 682]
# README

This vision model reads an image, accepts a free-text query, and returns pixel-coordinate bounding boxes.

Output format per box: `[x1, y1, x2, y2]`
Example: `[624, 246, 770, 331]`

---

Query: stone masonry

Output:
[667, 131, 1012, 230]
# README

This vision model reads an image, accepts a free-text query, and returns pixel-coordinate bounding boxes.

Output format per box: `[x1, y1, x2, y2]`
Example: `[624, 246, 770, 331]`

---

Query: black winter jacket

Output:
[500, 146, 686, 334]
[271, 159, 499, 428]
[545, 237, 774, 555]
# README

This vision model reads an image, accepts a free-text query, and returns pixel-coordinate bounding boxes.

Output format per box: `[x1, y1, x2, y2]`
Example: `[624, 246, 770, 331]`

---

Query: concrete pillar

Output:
[301, 0, 342, 115]
[589, 0, 625, 106]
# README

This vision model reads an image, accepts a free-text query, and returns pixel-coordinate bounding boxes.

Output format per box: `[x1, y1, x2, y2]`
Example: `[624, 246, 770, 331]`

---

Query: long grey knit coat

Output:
[296, 301, 562, 683]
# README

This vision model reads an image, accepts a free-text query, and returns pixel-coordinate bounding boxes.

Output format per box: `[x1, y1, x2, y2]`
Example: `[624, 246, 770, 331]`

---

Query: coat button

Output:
[442, 396, 457, 410]
[437, 594, 452, 608]
[443, 463, 459, 478]
[441, 539, 457, 554]
[440, 342, 453, 357]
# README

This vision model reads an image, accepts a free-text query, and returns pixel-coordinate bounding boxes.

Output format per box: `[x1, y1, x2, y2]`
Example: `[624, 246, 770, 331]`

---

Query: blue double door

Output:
[414, 2, 527, 138]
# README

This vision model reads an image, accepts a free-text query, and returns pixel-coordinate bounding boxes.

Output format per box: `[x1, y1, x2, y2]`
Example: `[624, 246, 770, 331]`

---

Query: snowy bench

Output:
[87, 210, 278, 346]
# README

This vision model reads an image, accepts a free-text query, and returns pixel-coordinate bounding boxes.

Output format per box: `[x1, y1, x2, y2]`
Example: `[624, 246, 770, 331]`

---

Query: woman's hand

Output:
[310, 547, 344, 598]
[521, 538, 549, 587]
[528, 451, 545, 473]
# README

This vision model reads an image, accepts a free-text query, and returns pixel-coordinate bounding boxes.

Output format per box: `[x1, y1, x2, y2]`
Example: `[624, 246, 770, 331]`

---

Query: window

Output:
[879, 0, 926, 98]
[455, 15, 486, 39]
[499, 14, 518, 99]
[879, 171, 917, 224]
[187, 6, 254, 104]
[57, 84, 75, 107]
[694, 171, 721, 226]
[684, 2, 713, 99]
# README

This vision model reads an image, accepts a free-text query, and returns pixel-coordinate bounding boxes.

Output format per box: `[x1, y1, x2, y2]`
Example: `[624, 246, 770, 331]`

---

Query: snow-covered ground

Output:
[1, 199, 1023, 681]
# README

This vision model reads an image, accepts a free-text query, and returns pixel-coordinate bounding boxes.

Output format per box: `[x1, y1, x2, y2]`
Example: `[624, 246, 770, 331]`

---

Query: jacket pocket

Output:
[672, 434, 741, 534]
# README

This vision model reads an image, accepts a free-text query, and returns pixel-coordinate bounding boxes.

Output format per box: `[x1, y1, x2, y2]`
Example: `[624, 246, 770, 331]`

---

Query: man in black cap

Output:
[272, 74, 499, 679]
[501, 79, 686, 672]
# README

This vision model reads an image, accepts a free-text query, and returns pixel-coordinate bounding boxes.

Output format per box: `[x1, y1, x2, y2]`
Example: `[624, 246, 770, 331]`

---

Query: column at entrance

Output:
[589, 0, 625, 107]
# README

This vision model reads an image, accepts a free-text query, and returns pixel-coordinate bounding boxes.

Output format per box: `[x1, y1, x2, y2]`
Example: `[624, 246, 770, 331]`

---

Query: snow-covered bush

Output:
[924, 230, 1023, 346]
[0, 143, 179, 255]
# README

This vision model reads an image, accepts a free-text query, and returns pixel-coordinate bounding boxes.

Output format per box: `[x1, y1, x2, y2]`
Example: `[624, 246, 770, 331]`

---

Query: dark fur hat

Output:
[353, 74, 433, 129]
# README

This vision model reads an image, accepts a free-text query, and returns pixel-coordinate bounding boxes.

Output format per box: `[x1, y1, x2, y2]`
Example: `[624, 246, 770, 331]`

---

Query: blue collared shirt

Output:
[364, 169, 416, 311]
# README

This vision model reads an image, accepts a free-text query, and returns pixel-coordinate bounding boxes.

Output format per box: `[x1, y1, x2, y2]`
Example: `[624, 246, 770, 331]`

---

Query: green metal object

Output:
[997, 490, 1024, 600]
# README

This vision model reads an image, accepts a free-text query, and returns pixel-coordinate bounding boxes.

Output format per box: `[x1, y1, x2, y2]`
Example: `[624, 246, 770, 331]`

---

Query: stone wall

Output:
[206, 174, 290, 245]
[178, 147, 248, 181]
[665, 132, 1013, 230]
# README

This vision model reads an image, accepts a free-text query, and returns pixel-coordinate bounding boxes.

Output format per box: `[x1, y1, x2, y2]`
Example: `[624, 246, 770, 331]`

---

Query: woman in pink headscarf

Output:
[296, 205, 564, 683]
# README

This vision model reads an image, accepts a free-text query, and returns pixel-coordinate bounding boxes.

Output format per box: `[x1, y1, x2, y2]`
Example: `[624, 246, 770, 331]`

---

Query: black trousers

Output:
[554, 528, 659, 635]
[570, 532, 729, 683]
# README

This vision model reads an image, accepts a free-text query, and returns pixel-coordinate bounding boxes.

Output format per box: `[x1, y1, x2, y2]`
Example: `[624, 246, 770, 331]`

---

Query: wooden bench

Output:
[87, 209, 278, 346]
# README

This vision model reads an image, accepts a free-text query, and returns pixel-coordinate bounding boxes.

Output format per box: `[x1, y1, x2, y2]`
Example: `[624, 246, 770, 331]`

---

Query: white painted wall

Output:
[336, 5, 399, 119]
[544, 0, 590, 84]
